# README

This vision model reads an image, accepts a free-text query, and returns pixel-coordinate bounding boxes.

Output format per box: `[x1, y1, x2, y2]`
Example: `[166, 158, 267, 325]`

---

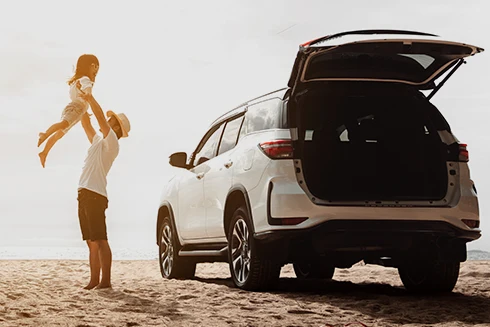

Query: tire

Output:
[227, 207, 281, 291]
[159, 217, 196, 279]
[293, 262, 335, 280]
[398, 261, 460, 293]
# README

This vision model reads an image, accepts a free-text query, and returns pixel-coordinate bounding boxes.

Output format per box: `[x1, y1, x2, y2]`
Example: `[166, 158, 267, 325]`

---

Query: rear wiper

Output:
[427, 58, 466, 100]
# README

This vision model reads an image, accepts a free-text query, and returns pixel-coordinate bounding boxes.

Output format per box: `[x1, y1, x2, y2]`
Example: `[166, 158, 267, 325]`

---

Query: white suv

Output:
[156, 30, 483, 293]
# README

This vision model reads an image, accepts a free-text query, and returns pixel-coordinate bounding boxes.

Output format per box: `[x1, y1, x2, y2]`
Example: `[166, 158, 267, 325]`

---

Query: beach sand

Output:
[1, 260, 489, 327]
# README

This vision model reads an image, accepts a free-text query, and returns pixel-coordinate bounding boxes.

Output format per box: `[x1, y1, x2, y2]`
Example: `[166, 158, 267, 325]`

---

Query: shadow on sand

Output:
[96, 288, 191, 321]
[194, 276, 490, 325]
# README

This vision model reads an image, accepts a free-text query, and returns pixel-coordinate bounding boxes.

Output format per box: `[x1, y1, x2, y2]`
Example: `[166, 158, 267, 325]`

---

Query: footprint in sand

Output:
[7, 293, 24, 300]
[287, 309, 316, 315]
[17, 311, 35, 318]
[69, 303, 83, 309]
[48, 306, 63, 313]
[177, 294, 198, 300]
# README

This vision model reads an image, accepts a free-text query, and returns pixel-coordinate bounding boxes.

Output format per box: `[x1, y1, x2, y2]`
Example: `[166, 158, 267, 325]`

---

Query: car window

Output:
[218, 115, 244, 155]
[242, 98, 283, 136]
[193, 123, 225, 166]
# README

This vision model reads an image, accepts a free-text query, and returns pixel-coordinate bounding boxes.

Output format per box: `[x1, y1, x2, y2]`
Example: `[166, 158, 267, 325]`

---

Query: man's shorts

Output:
[78, 188, 109, 241]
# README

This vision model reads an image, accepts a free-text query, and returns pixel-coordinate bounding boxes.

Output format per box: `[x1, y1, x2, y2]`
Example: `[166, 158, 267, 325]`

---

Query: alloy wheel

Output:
[160, 224, 174, 277]
[230, 218, 251, 284]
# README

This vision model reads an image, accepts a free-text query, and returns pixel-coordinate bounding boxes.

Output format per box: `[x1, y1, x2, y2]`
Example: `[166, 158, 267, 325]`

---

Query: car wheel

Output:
[228, 206, 281, 291]
[293, 262, 335, 280]
[398, 261, 460, 293]
[159, 217, 196, 279]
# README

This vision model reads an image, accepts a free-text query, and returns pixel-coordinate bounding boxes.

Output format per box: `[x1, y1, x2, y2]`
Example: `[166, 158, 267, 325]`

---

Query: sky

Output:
[0, 0, 489, 254]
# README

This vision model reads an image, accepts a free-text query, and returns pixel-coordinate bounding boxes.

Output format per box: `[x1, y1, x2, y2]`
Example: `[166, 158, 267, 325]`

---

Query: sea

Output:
[0, 246, 488, 261]
[0, 246, 158, 260]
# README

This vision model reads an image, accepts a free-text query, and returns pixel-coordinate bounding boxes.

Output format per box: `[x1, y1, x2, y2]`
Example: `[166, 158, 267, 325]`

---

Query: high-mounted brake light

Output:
[259, 140, 294, 159]
[459, 143, 469, 162]
[300, 38, 321, 48]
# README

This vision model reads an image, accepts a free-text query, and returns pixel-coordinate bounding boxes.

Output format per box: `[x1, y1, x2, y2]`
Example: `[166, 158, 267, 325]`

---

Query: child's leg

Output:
[38, 120, 69, 147]
[39, 130, 65, 168]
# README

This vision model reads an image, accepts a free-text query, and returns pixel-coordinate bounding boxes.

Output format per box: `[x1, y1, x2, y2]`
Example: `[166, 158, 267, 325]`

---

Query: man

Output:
[77, 92, 130, 289]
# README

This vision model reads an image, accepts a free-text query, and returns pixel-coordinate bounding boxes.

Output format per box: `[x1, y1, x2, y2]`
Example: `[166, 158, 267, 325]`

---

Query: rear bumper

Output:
[251, 160, 480, 235]
[256, 219, 481, 242]
[253, 219, 480, 265]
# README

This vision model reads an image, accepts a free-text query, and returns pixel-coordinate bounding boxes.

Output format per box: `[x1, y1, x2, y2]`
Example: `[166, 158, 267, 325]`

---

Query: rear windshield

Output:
[304, 42, 472, 84]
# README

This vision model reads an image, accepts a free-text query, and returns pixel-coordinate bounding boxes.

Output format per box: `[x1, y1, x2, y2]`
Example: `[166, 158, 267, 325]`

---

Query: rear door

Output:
[288, 30, 484, 92]
[204, 114, 244, 239]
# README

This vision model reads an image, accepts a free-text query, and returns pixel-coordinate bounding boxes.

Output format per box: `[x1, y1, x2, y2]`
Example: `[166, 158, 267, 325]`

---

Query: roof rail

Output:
[300, 29, 439, 48]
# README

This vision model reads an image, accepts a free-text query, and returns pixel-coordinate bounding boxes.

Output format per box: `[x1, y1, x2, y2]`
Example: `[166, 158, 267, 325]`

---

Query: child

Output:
[38, 54, 99, 167]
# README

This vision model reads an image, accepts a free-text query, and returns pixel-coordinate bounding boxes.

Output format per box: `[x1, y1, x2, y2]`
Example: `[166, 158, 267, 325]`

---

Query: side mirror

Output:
[169, 152, 188, 168]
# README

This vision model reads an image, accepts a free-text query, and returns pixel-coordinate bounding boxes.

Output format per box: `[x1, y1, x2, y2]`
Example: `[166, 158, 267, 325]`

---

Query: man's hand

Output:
[76, 80, 87, 94]
[79, 89, 92, 102]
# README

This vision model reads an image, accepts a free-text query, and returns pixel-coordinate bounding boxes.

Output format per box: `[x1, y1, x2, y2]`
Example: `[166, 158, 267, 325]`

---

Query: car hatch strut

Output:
[427, 58, 466, 100]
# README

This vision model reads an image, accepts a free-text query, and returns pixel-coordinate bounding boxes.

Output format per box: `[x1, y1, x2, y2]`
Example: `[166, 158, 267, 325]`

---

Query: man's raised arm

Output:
[84, 94, 111, 138]
[81, 112, 96, 143]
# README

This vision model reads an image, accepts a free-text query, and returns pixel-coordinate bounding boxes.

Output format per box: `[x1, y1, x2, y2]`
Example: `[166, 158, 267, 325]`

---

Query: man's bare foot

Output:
[83, 282, 99, 290]
[95, 282, 112, 290]
[38, 133, 47, 147]
[38, 152, 47, 168]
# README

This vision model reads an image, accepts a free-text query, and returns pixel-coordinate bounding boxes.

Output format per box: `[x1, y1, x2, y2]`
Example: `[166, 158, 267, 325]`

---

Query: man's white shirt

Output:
[78, 129, 119, 198]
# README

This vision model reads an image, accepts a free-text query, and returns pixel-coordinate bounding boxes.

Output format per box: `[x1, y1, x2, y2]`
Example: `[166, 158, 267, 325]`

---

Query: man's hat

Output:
[107, 111, 131, 138]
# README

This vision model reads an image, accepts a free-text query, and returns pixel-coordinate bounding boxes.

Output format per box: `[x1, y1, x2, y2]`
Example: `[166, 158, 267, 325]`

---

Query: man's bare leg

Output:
[95, 240, 112, 289]
[38, 120, 69, 147]
[84, 240, 101, 290]
[39, 130, 65, 168]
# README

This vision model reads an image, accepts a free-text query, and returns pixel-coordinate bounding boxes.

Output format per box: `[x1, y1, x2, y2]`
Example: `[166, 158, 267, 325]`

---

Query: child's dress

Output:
[61, 76, 93, 133]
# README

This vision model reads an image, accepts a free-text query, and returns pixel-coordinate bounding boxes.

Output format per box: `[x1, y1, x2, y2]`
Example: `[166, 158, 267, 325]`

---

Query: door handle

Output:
[224, 161, 233, 169]
[196, 173, 204, 180]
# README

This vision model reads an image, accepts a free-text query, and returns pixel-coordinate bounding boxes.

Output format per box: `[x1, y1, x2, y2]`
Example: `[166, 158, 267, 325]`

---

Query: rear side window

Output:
[218, 115, 244, 155]
[242, 98, 283, 136]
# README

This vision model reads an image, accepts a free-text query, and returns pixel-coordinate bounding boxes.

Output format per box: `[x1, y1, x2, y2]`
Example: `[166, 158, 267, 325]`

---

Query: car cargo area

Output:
[298, 83, 449, 202]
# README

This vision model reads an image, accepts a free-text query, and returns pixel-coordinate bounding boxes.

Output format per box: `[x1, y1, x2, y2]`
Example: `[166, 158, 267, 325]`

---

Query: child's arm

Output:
[81, 112, 96, 143]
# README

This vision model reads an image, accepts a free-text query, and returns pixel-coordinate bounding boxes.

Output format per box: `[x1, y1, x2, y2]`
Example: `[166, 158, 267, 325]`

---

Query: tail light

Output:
[462, 219, 479, 229]
[458, 143, 469, 162]
[447, 142, 469, 162]
[259, 140, 294, 159]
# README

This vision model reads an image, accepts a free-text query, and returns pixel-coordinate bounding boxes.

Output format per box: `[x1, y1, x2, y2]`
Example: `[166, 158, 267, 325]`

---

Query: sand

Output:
[0, 260, 489, 327]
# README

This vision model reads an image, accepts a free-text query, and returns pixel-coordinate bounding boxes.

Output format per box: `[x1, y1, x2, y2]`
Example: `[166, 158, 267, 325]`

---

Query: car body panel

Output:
[203, 149, 234, 238]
